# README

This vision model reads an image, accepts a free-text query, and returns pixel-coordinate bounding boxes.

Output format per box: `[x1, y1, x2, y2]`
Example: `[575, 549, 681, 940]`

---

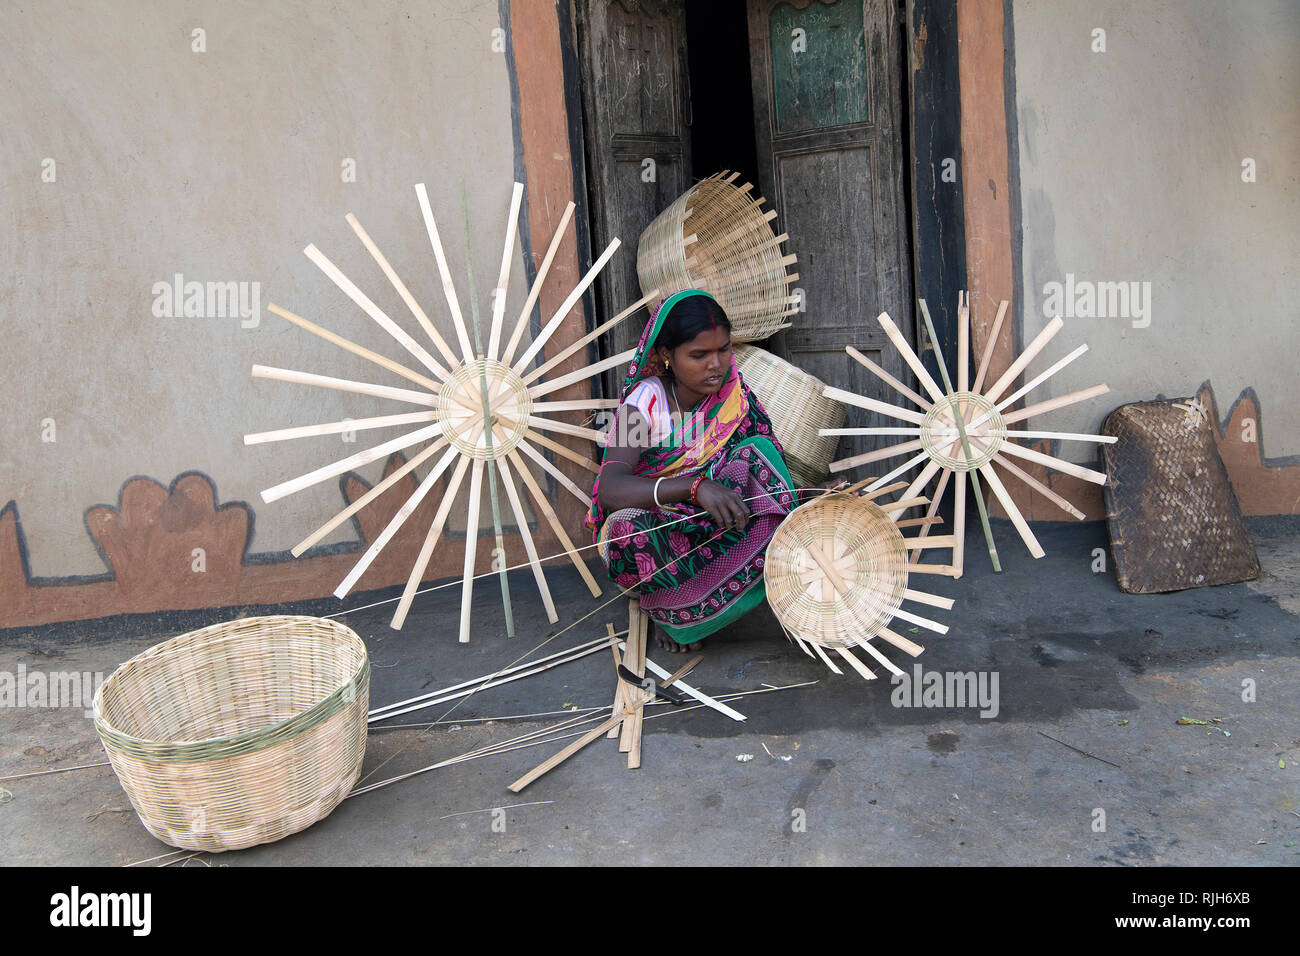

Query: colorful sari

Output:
[586, 290, 799, 644]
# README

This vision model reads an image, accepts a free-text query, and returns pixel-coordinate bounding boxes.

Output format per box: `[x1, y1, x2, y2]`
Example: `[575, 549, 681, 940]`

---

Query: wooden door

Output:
[574, 0, 693, 392]
[746, 0, 915, 467]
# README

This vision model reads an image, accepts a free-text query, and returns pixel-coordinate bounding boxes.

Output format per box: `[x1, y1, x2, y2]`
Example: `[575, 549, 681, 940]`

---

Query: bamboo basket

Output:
[636, 170, 798, 341]
[93, 615, 369, 853]
[734, 344, 845, 488]
[764, 495, 909, 649]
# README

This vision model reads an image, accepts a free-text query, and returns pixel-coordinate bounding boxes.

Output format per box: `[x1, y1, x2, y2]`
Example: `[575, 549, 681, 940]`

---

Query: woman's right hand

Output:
[695, 479, 749, 531]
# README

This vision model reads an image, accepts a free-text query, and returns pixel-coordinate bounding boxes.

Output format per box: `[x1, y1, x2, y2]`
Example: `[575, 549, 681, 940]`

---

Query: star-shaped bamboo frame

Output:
[818, 294, 1116, 575]
[246, 182, 649, 641]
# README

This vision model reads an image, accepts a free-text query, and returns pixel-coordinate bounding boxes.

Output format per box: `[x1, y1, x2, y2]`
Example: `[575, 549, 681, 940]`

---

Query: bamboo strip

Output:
[876, 626, 925, 657]
[607, 623, 627, 739]
[488, 182, 525, 361]
[996, 441, 1108, 484]
[414, 182, 475, 362]
[291, 439, 447, 556]
[636, 651, 746, 722]
[828, 438, 924, 472]
[494, 453, 558, 623]
[904, 534, 957, 550]
[522, 414, 607, 447]
[819, 427, 923, 437]
[991, 452, 1087, 520]
[957, 291, 970, 393]
[457, 459, 487, 644]
[903, 588, 955, 610]
[334, 444, 461, 597]
[260, 421, 444, 504]
[969, 344, 1090, 431]
[977, 462, 1045, 558]
[1001, 428, 1117, 444]
[853, 637, 904, 678]
[367, 635, 610, 719]
[512, 237, 621, 373]
[823, 386, 928, 425]
[984, 316, 1064, 405]
[846, 345, 933, 410]
[390, 454, 472, 630]
[890, 606, 950, 635]
[252, 363, 438, 408]
[863, 450, 931, 490]
[304, 243, 446, 378]
[244, 411, 436, 446]
[521, 430, 600, 473]
[813, 643, 844, 675]
[909, 469, 950, 559]
[345, 214, 461, 370]
[502, 202, 575, 367]
[1000, 384, 1111, 426]
[619, 600, 643, 753]
[507, 449, 602, 597]
[531, 399, 620, 413]
[835, 644, 877, 681]
[527, 347, 638, 399]
[266, 303, 443, 393]
[972, 299, 1009, 394]
[522, 290, 658, 386]
[879, 495, 930, 513]
[515, 436, 592, 507]
[876, 311, 946, 403]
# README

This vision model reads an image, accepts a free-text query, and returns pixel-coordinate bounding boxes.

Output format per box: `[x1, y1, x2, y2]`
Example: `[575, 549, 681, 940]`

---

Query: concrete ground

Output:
[2, 518, 1298, 866]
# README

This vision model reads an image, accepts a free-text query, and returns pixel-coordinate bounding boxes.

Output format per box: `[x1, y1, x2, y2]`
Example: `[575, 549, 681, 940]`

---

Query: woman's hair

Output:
[654, 294, 732, 355]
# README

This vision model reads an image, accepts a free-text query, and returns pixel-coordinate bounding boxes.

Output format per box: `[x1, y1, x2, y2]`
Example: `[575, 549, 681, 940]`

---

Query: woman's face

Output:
[662, 326, 733, 396]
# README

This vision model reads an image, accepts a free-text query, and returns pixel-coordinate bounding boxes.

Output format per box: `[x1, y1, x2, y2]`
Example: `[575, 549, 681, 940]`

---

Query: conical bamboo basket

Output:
[93, 615, 369, 852]
[734, 344, 845, 488]
[765, 495, 910, 649]
[636, 171, 799, 341]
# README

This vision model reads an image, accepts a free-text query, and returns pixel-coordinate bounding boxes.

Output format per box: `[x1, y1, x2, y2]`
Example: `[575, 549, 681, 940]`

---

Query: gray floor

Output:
[3, 519, 1298, 866]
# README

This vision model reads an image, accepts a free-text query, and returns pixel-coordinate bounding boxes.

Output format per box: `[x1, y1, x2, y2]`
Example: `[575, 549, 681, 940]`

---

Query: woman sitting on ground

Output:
[587, 289, 801, 653]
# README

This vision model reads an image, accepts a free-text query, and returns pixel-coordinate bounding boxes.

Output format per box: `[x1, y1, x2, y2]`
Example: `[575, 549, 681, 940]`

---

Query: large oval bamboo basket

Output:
[93, 615, 369, 853]
[636, 170, 798, 341]
[734, 344, 845, 489]
[765, 495, 909, 649]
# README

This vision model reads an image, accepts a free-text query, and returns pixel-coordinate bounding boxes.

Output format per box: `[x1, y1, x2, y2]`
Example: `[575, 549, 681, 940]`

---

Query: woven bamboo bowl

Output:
[734, 344, 845, 488]
[765, 494, 909, 649]
[636, 170, 798, 342]
[93, 615, 369, 853]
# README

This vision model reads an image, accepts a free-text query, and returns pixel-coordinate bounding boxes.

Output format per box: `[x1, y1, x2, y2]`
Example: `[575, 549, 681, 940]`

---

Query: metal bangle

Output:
[653, 476, 667, 508]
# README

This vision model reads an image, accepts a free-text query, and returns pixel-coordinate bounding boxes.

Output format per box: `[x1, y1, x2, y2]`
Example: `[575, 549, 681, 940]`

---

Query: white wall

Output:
[1011, 0, 1299, 460]
[1, 0, 530, 576]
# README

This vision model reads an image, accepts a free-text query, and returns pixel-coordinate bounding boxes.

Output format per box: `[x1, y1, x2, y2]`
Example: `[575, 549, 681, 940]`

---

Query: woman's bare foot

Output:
[653, 625, 702, 654]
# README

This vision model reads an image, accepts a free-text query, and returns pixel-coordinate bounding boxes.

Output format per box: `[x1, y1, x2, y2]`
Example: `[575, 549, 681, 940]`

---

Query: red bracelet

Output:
[690, 474, 707, 505]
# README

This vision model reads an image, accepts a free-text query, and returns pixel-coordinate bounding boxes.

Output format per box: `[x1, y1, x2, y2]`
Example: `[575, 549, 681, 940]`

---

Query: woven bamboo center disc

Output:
[765, 495, 909, 648]
[919, 391, 1005, 471]
[437, 359, 532, 460]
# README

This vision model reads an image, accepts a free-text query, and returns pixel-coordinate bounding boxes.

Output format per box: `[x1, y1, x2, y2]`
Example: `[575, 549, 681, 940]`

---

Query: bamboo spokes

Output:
[260, 421, 445, 504]
[515, 437, 592, 507]
[290, 438, 449, 557]
[334, 444, 461, 598]
[991, 452, 1087, 520]
[983, 315, 1064, 405]
[501, 201, 575, 367]
[822, 385, 928, 425]
[511, 237, 621, 374]
[266, 304, 443, 393]
[845, 345, 932, 410]
[971, 299, 1009, 394]
[305, 243, 447, 379]
[523, 289, 658, 386]
[414, 182, 475, 363]
[244, 411, 436, 446]
[494, 453, 558, 624]
[252, 364, 438, 408]
[344, 213, 460, 371]
[391, 454, 472, 630]
[488, 183, 525, 362]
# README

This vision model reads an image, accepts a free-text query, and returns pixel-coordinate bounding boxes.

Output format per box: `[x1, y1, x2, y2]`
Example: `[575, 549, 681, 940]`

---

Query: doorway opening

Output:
[684, 1, 760, 188]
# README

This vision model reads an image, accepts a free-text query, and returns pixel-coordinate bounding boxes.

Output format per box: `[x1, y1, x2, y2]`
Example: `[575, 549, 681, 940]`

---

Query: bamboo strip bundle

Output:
[636, 171, 797, 341]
